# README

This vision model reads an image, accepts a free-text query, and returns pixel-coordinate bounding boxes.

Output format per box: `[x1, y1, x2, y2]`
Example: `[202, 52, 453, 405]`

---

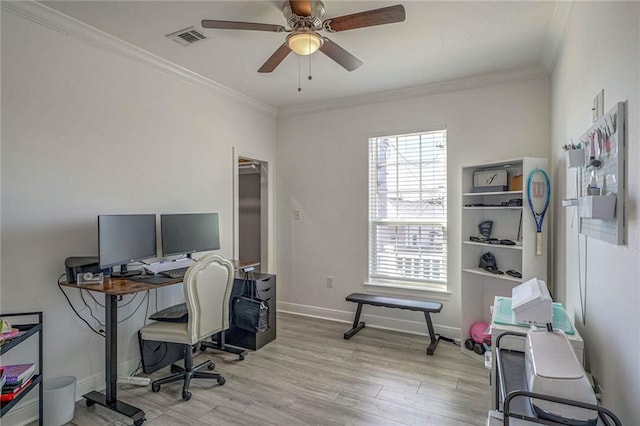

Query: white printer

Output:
[525, 329, 598, 425]
[511, 277, 552, 325]
[511, 279, 598, 425]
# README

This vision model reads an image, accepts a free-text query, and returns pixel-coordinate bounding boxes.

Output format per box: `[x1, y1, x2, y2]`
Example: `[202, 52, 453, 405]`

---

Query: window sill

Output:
[363, 280, 451, 301]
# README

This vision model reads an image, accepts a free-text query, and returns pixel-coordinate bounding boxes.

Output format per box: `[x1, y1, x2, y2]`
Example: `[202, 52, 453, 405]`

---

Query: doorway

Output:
[237, 156, 268, 272]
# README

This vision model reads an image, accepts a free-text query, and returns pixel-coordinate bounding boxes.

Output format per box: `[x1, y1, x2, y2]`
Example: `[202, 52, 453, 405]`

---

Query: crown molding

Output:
[541, 1, 575, 72]
[2, 1, 277, 117]
[278, 65, 549, 119]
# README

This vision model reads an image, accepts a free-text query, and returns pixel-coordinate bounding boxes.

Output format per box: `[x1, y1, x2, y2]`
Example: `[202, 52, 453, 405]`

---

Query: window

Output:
[368, 129, 447, 289]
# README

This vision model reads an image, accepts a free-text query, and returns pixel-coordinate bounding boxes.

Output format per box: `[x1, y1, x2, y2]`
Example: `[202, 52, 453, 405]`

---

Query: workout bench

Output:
[343, 293, 443, 355]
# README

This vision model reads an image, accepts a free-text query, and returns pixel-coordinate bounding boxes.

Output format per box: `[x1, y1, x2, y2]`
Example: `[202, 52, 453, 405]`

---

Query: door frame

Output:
[232, 147, 270, 271]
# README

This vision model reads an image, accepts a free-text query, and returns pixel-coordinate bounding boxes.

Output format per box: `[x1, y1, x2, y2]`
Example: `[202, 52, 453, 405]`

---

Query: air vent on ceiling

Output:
[166, 26, 207, 46]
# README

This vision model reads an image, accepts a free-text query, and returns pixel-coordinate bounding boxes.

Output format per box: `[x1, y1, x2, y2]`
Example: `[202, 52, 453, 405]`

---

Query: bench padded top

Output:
[346, 293, 442, 313]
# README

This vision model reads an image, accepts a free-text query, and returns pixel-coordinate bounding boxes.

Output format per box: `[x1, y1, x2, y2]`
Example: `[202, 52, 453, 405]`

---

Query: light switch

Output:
[592, 89, 604, 122]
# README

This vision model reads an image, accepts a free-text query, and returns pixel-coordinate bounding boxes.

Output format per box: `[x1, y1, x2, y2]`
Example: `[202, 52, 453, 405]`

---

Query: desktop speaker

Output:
[64, 256, 112, 282]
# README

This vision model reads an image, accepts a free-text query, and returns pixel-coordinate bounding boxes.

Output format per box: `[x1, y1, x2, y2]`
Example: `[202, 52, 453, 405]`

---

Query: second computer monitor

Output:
[161, 213, 220, 258]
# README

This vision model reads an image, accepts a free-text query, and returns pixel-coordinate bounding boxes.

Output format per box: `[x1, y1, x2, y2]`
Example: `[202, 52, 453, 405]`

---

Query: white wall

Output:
[1, 8, 276, 422]
[277, 77, 550, 336]
[550, 2, 639, 423]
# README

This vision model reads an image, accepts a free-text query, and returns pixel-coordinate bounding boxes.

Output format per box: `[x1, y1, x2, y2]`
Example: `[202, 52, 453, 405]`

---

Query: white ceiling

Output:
[41, 1, 559, 109]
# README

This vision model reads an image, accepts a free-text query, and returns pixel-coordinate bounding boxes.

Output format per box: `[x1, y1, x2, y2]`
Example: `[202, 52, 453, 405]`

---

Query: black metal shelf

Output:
[1, 323, 42, 355]
[1, 374, 42, 417]
[0, 312, 43, 425]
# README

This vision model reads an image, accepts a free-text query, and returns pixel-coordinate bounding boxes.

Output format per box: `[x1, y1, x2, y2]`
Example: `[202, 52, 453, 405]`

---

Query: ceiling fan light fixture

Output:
[287, 30, 323, 55]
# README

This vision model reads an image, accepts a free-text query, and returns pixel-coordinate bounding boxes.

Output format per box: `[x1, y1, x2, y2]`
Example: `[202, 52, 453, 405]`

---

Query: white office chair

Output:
[139, 254, 234, 400]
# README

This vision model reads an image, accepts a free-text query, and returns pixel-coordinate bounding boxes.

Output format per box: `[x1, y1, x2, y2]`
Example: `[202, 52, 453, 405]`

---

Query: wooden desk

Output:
[61, 276, 181, 425]
[232, 260, 260, 272]
[59, 259, 258, 425]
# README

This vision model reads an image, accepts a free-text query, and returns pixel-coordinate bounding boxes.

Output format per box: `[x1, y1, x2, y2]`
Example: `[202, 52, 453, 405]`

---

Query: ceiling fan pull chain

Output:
[298, 55, 302, 92]
[308, 49, 313, 81]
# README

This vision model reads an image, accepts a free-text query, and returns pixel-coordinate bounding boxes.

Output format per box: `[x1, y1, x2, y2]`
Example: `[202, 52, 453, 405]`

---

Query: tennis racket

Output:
[527, 168, 551, 256]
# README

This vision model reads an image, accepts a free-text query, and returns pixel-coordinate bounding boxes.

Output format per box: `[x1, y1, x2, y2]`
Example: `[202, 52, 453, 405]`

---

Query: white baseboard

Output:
[278, 302, 460, 340]
[2, 359, 141, 426]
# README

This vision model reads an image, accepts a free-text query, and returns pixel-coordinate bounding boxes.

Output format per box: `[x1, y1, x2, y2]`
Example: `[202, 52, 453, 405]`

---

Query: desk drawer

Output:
[234, 274, 275, 300]
[256, 285, 274, 301]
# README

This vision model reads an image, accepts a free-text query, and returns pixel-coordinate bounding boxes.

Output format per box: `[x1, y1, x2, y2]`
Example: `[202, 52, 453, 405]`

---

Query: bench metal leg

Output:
[424, 312, 440, 355]
[344, 303, 366, 339]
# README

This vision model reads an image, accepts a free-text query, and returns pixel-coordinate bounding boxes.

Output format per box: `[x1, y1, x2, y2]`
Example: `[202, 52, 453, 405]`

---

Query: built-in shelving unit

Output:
[0, 312, 43, 425]
[460, 157, 548, 361]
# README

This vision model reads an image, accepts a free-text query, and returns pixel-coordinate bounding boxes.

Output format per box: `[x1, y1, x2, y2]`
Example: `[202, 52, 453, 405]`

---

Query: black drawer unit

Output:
[226, 273, 276, 350]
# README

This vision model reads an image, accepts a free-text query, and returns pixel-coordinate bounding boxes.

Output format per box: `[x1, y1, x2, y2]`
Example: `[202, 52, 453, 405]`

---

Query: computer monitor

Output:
[161, 213, 220, 258]
[98, 214, 157, 277]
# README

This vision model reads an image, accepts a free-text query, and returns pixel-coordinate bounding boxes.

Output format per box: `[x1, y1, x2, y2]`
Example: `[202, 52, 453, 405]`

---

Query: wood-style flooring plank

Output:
[334, 391, 473, 426]
[375, 386, 488, 425]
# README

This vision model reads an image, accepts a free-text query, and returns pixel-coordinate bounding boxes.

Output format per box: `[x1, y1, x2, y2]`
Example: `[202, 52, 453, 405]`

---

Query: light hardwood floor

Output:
[49, 313, 490, 425]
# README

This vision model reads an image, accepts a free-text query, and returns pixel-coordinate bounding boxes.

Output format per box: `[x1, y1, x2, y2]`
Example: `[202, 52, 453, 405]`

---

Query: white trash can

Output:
[43, 376, 76, 426]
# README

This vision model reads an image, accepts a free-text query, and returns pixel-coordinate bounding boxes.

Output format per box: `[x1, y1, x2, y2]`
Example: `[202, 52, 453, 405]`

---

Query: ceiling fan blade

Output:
[289, 0, 312, 17]
[258, 43, 292, 73]
[323, 4, 406, 32]
[319, 38, 362, 71]
[201, 20, 285, 32]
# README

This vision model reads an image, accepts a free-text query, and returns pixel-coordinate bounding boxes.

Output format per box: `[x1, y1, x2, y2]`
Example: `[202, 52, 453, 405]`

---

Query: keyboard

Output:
[160, 267, 189, 279]
[129, 275, 176, 285]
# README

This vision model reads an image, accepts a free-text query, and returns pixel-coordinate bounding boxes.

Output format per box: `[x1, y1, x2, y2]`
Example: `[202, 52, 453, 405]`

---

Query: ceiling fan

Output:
[201, 1, 405, 73]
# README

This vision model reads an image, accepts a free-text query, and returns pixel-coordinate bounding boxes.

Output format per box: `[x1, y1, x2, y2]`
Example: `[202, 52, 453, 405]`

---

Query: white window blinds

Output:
[368, 130, 447, 286]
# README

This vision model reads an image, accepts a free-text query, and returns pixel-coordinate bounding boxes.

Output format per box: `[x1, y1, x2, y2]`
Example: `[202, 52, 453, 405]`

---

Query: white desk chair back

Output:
[184, 254, 234, 345]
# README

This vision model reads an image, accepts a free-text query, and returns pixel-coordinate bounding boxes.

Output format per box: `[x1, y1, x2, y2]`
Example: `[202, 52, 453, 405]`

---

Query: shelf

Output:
[463, 206, 523, 210]
[463, 191, 523, 197]
[462, 267, 523, 282]
[0, 312, 43, 425]
[496, 350, 534, 417]
[463, 241, 522, 250]
[0, 323, 42, 355]
[0, 374, 42, 417]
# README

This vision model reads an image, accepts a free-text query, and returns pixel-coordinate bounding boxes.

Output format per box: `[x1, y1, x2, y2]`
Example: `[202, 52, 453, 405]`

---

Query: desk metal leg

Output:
[201, 331, 247, 360]
[83, 294, 146, 425]
[106, 294, 116, 402]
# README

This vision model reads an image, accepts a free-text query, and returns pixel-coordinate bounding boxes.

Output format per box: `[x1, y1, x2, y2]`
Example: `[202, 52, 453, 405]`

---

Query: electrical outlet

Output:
[326, 276, 333, 288]
[294, 209, 300, 220]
